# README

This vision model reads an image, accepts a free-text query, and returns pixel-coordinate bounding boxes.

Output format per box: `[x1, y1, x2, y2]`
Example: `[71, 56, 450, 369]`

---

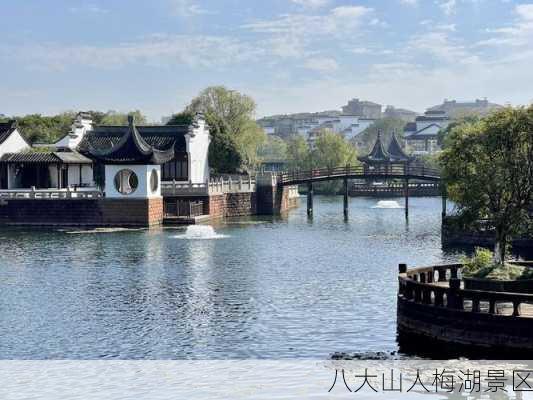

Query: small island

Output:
[397, 106, 533, 357]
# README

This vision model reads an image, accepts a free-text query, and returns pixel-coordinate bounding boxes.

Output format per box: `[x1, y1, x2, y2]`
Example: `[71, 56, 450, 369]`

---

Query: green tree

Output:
[257, 135, 288, 162]
[310, 130, 358, 193]
[440, 106, 533, 265]
[286, 135, 310, 170]
[166, 111, 194, 125]
[100, 110, 148, 125]
[311, 130, 358, 169]
[438, 114, 480, 147]
[15, 112, 76, 143]
[185, 86, 266, 173]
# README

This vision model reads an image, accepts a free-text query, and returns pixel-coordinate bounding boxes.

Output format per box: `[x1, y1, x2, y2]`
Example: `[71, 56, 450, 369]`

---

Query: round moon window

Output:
[150, 169, 159, 193]
[114, 169, 138, 195]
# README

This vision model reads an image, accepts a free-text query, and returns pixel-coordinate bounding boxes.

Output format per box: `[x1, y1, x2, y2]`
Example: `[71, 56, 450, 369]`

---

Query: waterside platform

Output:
[397, 262, 533, 358]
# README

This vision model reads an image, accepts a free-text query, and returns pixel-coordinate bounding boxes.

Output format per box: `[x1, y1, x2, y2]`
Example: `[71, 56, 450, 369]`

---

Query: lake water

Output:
[0, 196, 462, 359]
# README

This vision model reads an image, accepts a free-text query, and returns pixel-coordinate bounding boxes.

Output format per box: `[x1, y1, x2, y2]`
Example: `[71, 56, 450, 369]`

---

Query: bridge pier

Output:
[343, 178, 349, 218]
[441, 184, 447, 218]
[307, 182, 313, 217]
[404, 178, 409, 218]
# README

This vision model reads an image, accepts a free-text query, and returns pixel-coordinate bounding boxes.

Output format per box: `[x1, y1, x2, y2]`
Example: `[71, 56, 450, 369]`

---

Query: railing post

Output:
[404, 178, 409, 219]
[513, 301, 520, 317]
[343, 177, 349, 218]
[172, 179, 176, 196]
[489, 300, 496, 314]
[441, 184, 447, 218]
[472, 298, 480, 313]
[448, 278, 463, 310]
[30, 186, 36, 199]
[307, 181, 313, 217]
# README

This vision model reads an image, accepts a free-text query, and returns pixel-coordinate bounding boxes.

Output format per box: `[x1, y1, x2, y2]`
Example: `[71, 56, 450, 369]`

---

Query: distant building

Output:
[342, 99, 382, 119]
[257, 112, 375, 144]
[383, 106, 418, 122]
[404, 110, 450, 155]
[427, 98, 502, 119]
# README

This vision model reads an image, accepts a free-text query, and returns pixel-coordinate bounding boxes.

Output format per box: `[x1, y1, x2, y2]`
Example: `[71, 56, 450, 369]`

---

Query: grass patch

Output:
[461, 248, 533, 281]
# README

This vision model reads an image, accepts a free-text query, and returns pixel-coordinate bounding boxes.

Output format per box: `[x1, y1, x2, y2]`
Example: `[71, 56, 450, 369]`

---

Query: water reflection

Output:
[0, 196, 466, 359]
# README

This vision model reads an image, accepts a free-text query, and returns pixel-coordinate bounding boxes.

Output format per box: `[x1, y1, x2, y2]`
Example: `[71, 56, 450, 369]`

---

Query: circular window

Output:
[114, 169, 138, 195]
[150, 169, 159, 193]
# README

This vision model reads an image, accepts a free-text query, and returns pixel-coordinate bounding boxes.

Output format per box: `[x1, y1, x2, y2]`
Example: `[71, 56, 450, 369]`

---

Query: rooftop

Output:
[85, 116, 175, 165]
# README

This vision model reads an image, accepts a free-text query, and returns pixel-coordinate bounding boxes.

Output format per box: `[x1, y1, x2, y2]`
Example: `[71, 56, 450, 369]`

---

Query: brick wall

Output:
[208, 192, 256, 219]
[0, 198, 164, 227]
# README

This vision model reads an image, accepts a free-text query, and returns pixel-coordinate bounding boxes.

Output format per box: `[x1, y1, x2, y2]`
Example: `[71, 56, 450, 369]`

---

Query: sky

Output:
[1, 0, 532, 121]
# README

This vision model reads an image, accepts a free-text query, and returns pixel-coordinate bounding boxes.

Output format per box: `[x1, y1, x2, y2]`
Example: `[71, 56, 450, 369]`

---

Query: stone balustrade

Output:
[161, 176, 256, 197]
[397, 261, 533, 356]
[0, 188, 103, 200]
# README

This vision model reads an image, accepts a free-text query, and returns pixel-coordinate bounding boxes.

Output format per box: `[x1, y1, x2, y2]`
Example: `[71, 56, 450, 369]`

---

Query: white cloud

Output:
[290, 0, 330, 8]
[408, 29, 479, 65]
[399, 0, 418, 6]
[169, 0, 209, 17]
[242, 6, 373, 36]
[303, 57, 339, 72]
[1, 34, 262, 71]
[478, 3, 533, 47]
[438, 0, 457, 16]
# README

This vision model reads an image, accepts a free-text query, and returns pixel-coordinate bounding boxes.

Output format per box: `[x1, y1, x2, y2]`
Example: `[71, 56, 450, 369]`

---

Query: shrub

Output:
[461, 247, 532, 280]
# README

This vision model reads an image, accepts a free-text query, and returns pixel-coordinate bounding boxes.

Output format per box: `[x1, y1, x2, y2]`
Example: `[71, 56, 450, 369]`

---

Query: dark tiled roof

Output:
[415, 115, 449, 122]
[0, 150, 93, 164]
[79, 124, 188, 155]
[404, 122, 416, 132]
[0, 120, 22, 145]
[85, 117, 175, 165]
[1, 152, 61, 163]
[405, 123, 442, 139]
[387, 134, 411, 162]
[358, 132, 390, 163]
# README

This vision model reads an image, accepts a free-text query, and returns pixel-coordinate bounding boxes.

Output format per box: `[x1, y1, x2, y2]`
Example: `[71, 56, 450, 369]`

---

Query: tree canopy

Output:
[440, 106, 533, 264]
[353, 117, 406, 151]
[257, 135, 288, 162]
[183, 86, 266, 173]
[1, 110, 149, 144]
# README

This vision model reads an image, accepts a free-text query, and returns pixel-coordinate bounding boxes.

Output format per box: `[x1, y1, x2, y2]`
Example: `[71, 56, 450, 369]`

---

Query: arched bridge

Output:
[277, 165, 444, 218]
[279, 165, 441, 186]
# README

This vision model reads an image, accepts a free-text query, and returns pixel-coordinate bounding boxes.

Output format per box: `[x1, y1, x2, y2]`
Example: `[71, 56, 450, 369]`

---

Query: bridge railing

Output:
[279, 165, 441, 184]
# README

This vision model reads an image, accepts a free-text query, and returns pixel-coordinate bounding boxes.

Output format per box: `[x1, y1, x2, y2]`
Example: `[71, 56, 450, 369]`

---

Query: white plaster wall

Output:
[54, 117, 93, 149]
[104, 164, 161, 199]
[0, 129, 31, 158]
[186, 120, 211, 184]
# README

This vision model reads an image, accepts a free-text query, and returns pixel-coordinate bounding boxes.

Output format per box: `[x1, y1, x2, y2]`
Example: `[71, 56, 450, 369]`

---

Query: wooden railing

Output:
[0, 188, 103, 200]
[279, 165, 441, 185]
[398, 263, 533, 318]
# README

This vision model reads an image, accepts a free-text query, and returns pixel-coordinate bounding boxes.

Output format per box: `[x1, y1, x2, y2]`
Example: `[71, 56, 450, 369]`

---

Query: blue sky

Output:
[1, 0, 532, 120]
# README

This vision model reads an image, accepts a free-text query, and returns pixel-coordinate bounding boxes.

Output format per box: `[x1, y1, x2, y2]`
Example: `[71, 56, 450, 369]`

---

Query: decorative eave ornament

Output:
[88, 115, 175, 165]
[387, 131, 412, 163]
[358, 130, 391, 164]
